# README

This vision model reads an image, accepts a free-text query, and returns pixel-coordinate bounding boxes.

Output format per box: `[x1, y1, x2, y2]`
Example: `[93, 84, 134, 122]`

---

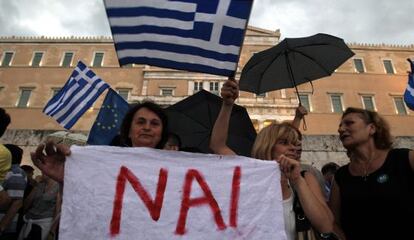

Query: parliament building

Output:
[1, 26, 413, 167]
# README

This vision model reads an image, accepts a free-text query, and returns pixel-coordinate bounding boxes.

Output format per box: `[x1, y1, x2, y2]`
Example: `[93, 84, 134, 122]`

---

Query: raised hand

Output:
[292, 104, 308, 129]
[276, 154, 301, 184]
[221, 77, 239, 106]
[30, 140, 71, 183]
[295, 105, 308, 119]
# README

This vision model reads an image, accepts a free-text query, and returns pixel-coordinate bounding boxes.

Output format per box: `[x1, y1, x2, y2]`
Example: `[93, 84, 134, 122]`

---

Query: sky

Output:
[0, 0, 413, 45]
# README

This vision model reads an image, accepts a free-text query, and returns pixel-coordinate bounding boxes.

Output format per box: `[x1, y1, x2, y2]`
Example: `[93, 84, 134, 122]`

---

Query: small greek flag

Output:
[104, 0, 253, 76]
[43, 61, 109, 129]
[404, 59, 414, 110]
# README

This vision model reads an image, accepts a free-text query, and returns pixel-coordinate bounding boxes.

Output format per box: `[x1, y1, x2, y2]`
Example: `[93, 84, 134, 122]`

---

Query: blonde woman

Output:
[210, 79, 334, 240]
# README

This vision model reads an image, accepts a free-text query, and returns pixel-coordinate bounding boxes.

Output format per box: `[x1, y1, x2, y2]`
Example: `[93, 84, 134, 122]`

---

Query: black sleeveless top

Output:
[335, 148, 414, 240]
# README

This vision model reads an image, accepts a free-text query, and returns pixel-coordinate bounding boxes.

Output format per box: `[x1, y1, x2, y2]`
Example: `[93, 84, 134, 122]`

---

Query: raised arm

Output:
[291, 105, 308, 129]
[329, 179, 346, 239]
[209, 78, 239, 155]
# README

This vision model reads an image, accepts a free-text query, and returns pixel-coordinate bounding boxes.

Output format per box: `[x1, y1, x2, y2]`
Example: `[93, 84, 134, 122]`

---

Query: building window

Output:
[353, 58, 365, 73]
[393, 97, 407, 115]
[116, 88, 130, 101]
[194, 82, 203, 93]
[361, 95, 376, 111]
[160, 88, 174, 96]
[298, 94, 311, 112]
[209, 82, 219, 95]
[17, 88, 33, 108]
[61, 52, 73, 67]
[330, 94, 344, 113]
[31, 52, 44, 67]
[1, 52, 14, 67]
[92, 52, 104, 67]
[383, 59, 395, 74]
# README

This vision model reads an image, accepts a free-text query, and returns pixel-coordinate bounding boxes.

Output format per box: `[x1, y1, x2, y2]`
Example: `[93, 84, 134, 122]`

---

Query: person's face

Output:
[129, 107, 163, 148]
[338, 113, 374, 149]
[164, 138, 179, 151]
[164, 142, 179, 151]
[272, 138, 297, 160]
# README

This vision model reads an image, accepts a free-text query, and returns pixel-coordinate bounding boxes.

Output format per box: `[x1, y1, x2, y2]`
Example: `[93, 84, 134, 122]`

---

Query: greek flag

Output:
[43, 61, 110, 129]
[404, 59, 414, 110]
[104, 0, 253, 76]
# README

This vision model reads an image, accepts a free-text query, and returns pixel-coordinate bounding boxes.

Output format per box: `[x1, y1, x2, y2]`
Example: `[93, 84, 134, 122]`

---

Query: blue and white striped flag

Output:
[104, 0, 253, 76]
[404, 59, 414, 110]
[43, 61, 110, 129]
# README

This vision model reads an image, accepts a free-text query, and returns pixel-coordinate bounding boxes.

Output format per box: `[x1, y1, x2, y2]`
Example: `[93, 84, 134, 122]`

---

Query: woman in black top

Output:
[330, 107, 414, 240]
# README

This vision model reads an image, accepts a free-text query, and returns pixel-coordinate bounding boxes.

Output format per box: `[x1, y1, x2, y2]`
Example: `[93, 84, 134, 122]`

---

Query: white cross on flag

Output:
[43, 61, 109, 129]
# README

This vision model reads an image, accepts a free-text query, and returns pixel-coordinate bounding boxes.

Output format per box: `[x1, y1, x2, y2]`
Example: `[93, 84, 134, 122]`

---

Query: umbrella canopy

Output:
[47, 131, 87, 146]
[166, 90, 257, 157]
[239, 33, 355, 95]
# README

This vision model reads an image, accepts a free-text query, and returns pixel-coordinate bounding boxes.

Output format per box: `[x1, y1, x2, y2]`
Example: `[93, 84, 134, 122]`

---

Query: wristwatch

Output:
[319, 232, 340, 240]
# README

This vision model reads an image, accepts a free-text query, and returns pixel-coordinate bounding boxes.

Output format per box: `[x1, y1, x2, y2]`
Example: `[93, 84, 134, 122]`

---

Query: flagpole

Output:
[231, 0, 255, 79]
[102, 0, 124, 68]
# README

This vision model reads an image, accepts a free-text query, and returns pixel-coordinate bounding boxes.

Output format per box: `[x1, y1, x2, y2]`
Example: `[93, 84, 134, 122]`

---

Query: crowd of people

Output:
[0, 108, 61, 240]
[1, 77, 413, 240]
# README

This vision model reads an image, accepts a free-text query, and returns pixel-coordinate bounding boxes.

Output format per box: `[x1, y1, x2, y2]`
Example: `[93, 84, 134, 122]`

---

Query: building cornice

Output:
[348, 42, 414, 51]
[1, 30, 413, 51]
[0, 35, 113, 43]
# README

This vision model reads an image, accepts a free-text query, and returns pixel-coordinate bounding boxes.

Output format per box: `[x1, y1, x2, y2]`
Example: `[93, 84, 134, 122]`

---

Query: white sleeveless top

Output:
[283, 188, 296, 240]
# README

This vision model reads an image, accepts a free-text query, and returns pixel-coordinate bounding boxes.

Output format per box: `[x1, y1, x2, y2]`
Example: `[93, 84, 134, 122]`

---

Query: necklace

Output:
[362, 154, 377, 181]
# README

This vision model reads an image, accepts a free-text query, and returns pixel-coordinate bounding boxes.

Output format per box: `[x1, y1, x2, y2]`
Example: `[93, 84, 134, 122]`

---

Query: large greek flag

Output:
[404, 59, 414, 110]
[104, 0, 253, 76]
[43, 61, 109, 129]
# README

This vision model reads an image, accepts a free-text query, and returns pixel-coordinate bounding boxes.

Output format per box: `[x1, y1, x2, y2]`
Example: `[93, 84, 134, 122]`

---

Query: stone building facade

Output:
[1, 26, 414, 168]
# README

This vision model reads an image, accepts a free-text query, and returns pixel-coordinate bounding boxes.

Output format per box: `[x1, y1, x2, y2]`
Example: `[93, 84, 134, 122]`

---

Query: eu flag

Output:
[404, 59, 414, 110]
[87, 89, 129, 145]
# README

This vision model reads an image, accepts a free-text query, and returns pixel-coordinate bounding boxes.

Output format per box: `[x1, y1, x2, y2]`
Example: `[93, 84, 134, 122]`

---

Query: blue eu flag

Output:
[87, 88, 129, 145]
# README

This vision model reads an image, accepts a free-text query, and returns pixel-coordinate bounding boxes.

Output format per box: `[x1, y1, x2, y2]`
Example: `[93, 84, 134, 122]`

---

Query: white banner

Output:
[60, 146, 286, 240]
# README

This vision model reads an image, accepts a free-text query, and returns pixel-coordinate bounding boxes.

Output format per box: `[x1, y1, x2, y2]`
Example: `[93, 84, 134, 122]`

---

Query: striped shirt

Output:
[0, 164, 27, 232]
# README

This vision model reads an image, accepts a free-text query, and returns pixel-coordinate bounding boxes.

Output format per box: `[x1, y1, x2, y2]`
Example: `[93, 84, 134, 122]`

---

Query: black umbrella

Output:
[166, 90, 256, 157]
[239, 33, 355, 96]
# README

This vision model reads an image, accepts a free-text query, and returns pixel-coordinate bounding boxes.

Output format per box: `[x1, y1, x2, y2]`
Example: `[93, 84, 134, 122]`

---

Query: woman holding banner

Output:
[210, 78, 335, 240]
[30, 101, 169, 183]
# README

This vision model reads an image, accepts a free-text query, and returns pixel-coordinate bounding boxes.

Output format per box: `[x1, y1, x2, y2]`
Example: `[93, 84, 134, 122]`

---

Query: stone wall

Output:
[1, 130, 413, 171]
